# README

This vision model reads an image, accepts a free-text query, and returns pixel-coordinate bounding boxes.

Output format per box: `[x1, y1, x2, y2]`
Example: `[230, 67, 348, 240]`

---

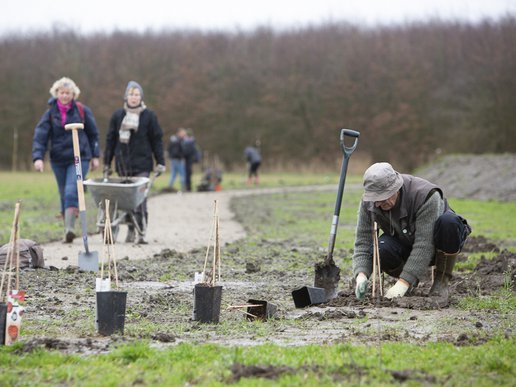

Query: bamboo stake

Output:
[100, 203, 108, 281]
[2, 202, 21, 301]
[375, 225, 383, 296]
[0, 205, 17, 301]
[212, 200, 218, 286]
[216, 204, 221, 283]
[202, 208, 217, 283]
[107, 209, 119, 289]
[372, 221, 383, 298]
[372, 222, 377, 298]
[227, 304, 263, 309]
[103, 199, 119, 288]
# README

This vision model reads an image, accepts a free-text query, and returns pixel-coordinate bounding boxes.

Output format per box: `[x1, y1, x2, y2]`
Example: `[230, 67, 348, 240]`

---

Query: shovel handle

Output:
[65, 123, 86, 212]
[66, 123, 92, 254]
[327, 128, 360, 262]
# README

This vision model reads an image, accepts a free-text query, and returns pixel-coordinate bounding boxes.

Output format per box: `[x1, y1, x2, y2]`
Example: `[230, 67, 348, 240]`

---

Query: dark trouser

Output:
[248, 161, 261, 177]
[185, 158, 193, 192]
[378, 210, 470, 277]
[123, 171, 149, 233]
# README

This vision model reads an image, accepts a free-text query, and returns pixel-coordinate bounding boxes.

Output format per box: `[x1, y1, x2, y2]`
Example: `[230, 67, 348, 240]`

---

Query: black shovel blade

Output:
[314, 260, 341, 301]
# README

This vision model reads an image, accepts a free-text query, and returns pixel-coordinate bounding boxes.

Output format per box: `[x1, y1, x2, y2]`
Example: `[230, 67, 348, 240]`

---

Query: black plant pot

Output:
[193, 284, 222, 323]
[0, 303, 6, 345]
[246, 299, 277, 321]
[291, 286, 326, 308]
[96, 291, 127, 336]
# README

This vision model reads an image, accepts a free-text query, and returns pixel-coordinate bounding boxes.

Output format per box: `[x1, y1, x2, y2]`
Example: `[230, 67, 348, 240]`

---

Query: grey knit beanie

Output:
[124, 81, 144, 100]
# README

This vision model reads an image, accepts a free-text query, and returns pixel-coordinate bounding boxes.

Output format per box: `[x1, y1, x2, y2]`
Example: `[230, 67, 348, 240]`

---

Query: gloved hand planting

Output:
[385, 279, 409, 299]
[355, 272, 368, 300]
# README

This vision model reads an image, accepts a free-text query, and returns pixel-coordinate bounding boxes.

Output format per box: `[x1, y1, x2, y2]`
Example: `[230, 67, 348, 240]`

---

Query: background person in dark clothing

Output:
[167, 128, 187, 192]
[103, 81, 165, 244]
[32, 76, 100, 243]
[182, 129, 200, 192]
[244, 144, 262, 185]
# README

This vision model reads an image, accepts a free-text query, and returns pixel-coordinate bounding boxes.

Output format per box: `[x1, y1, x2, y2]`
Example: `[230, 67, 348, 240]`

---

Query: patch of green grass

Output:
[449, 198, 516, 243]
[456, 251, 499, 271]
[232, 190, 361, 252]
[0, 339, 514, 385]
[457, 288, 516, 314]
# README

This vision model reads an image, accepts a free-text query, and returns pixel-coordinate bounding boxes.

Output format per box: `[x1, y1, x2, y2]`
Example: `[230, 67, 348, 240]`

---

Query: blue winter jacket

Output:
[32, 98, 100, 165]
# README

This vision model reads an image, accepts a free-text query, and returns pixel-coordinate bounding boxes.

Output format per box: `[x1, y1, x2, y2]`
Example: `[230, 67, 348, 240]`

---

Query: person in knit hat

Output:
[32, 76, 100, 243]
[352, 162, 471, 301]
[103, 81, 166, 244]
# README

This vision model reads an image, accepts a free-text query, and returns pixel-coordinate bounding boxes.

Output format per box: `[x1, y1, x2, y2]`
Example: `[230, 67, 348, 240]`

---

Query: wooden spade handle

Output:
[65, 123, 86, 211]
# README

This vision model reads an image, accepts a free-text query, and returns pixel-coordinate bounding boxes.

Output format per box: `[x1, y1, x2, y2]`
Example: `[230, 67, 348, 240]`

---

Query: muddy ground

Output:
[17, 234, 515, 354]
[11, 155, 516, 354]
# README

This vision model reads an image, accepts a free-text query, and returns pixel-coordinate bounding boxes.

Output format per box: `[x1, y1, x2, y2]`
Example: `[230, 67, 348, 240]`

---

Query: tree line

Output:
[0, 17, 515, 172]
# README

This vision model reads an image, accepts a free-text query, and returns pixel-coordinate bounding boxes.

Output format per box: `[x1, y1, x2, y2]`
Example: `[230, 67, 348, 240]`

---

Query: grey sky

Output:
[1, 0, 515, 36]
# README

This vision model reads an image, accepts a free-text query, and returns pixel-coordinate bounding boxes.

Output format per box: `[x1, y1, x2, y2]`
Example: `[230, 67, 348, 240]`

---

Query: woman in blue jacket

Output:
[32, 77, 100, 243]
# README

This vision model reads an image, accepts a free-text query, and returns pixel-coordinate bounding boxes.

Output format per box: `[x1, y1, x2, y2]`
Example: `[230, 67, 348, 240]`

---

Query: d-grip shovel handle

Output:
[65, 123, 91, 254]
[326, 128, 360, 263]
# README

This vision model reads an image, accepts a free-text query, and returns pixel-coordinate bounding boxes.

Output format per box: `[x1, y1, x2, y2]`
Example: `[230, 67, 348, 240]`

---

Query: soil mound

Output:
[416, 154, 516, 201]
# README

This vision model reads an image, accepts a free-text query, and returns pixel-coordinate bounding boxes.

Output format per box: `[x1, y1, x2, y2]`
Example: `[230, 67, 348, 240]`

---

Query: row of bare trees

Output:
[1, 17, 515, 171]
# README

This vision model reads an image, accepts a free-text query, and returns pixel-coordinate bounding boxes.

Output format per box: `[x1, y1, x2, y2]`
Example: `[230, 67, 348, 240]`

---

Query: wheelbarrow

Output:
[83, 173, 157, 243]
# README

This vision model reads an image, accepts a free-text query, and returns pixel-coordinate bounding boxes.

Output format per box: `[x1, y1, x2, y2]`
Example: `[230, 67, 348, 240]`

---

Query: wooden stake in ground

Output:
[1, 201, 25, 345]
[372, 221, 383, 298]
[201, 200, 221, 287]
[100, 199, 119, 289]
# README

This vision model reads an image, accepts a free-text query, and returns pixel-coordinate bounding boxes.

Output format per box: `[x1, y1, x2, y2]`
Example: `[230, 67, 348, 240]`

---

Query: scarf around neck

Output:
[120, 102, 146, 143]
[57, 100, 72, 127]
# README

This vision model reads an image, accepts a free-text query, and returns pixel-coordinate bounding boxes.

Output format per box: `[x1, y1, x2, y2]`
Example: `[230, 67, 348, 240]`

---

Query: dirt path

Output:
[43, 185, 338, 268]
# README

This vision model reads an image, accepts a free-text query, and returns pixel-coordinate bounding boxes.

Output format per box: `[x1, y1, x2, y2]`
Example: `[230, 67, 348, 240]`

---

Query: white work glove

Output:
[155, 164, 166, 176]
[385, 280, 410, 299]
[355, 272, 368, 300]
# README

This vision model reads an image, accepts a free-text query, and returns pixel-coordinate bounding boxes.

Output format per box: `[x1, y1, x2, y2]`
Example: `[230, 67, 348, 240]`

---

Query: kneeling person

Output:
[352, 162, 471, 300]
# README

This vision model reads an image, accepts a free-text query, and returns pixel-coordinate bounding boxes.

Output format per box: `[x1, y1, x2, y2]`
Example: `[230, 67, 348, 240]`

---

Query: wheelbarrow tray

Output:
[84, 177, 150, 212]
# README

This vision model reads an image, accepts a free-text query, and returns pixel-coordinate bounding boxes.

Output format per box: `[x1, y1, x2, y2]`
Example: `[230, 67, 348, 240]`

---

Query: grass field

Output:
[0, 170, 514, 386]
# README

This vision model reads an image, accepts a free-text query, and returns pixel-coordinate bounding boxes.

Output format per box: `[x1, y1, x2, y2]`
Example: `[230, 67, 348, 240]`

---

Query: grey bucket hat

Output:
[362, 162, 404, 202]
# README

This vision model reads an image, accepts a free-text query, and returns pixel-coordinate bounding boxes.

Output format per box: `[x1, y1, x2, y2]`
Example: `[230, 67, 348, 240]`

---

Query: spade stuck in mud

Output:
[314, 129, 359, 301]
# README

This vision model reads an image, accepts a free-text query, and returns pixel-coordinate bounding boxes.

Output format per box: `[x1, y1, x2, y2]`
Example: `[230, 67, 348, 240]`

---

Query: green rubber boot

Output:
[64, 207, 78, 243]
[429, 252, 458, 299]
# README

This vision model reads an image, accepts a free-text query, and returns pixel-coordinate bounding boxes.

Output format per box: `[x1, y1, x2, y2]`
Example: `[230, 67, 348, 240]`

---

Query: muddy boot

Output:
[429, 252, 458, 299]
[137, 235, 148, 245]
[64, 207, 78, 243]
[134, 212, 147, 244]
[125, 226, 136, 243]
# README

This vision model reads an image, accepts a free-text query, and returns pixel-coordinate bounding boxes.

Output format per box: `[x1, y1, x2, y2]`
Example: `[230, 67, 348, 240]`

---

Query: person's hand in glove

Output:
[385, 279, 410, 299]
[355, 272, 368, 300]
[155, 164, 166, 176]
